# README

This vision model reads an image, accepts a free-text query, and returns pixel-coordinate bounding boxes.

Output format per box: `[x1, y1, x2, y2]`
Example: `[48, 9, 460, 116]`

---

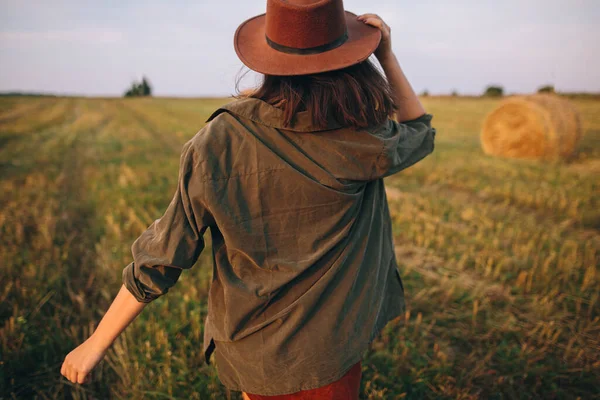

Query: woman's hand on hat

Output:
[356, 13, 393, 62]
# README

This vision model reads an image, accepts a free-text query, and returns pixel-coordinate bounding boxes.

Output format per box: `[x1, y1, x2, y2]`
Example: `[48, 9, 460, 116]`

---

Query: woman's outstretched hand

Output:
[357, 13, 393, 62]
[60, 285, 148, 385]
[61, 336, 108, 384]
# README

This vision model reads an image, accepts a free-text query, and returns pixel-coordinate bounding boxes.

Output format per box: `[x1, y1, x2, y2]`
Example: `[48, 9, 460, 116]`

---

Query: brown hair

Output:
[235, 58, 398, 130]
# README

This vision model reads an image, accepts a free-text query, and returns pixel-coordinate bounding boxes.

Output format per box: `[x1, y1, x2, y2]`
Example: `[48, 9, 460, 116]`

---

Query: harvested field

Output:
[1, 96, 598, 399]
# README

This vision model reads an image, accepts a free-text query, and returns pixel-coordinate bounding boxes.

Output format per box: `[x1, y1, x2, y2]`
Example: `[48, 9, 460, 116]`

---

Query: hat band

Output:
[265, 30, 348, 55]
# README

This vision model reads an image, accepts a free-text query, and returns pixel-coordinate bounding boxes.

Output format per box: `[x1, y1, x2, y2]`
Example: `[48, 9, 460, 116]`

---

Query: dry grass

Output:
[0, 96, 598, 399]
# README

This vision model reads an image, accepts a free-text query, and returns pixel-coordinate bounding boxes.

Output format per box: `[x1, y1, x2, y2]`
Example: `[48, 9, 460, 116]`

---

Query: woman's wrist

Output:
[89, 331, 114, 351]
[86, 285, 147, 352]
[375, 50, 425, 121]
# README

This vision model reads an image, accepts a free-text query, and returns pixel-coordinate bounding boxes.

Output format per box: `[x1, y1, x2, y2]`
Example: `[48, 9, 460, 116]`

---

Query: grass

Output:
[0, 96, 598, 399]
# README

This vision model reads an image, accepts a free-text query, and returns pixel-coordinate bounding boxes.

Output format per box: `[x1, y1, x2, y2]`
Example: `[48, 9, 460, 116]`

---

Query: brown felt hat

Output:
[234, 0, 382, 76]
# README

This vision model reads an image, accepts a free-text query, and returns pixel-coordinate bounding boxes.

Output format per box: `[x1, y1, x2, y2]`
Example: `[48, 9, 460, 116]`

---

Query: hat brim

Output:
[234, 11, 382, 76]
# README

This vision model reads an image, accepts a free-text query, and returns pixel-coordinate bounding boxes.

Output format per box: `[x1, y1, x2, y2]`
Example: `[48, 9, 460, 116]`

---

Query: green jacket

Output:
[122, 97, 436, 395]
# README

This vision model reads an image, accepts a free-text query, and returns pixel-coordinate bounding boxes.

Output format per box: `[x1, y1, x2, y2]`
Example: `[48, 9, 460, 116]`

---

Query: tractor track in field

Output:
[54, 109, 112, 302]
[120, 101, 184, 154]
[3, 103, 114, 398]
[0, 100, 58, 124]
[384, 181, 599, 243]
[384, 182, 595, 303]
[430, 180, 599, 233]
[392, 239, 515, 303]
[0, 100, 81, 179]
[0, 99, 77, 134]
[385, 186, 514, 302]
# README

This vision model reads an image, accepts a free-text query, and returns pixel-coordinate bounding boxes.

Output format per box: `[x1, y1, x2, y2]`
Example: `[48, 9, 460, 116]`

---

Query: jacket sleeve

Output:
[122, 138, 214, 303]
[373, 113, 436, 179]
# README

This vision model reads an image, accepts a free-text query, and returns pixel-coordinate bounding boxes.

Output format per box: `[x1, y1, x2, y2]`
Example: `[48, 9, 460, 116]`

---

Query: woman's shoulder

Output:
[187, 98, 255, 153]
[205, 96, 264, 126]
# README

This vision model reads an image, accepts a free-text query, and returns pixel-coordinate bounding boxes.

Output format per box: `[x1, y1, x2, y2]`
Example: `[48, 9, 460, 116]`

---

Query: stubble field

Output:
[0, 96, 598, 399]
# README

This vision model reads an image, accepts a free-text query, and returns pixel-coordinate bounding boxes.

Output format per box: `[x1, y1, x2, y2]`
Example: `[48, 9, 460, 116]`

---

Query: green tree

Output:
[141, 76, 152, 96]
[537, 84, 555, 94]
[483, 85, 504, 97]
[124, 77, 153, 97]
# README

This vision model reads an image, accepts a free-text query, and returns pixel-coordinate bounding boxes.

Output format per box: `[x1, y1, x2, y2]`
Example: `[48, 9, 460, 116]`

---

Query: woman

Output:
[61, 0, 436, 398]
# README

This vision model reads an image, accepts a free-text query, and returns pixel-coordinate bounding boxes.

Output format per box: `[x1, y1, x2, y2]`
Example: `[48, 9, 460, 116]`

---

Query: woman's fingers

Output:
[60, 338, 107, 385]
[357, 13, 380, 20]
[356, 14, 390, 34]
[356, 12, 393, 60]
[61, 359, 91, 385]
[67, 364, 76, 383]
[68, 366, 76, 383]
[361, 17, 384, 29]
[357, 13, 385, 26]
[363, 18, 390, 37]
[76, 370, 89, 384]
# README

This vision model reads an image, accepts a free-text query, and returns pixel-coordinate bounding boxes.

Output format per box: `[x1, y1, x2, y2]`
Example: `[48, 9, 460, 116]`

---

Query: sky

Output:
[1, 0, 599, 97]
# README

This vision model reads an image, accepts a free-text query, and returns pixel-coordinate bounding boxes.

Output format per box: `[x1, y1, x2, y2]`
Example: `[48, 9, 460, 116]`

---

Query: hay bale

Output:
[481, 94, 583, 160]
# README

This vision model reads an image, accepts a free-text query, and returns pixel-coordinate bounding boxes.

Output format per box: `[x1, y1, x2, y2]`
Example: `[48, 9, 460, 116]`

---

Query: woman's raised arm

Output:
[357, 13, 426, 122]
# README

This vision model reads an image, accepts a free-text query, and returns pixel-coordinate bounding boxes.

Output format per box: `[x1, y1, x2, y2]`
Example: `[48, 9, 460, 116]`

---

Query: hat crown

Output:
[265, 0, 347, 50]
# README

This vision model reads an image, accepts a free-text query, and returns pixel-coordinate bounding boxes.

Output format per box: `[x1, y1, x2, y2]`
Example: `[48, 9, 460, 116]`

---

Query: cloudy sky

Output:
[1, 0, 598, 97]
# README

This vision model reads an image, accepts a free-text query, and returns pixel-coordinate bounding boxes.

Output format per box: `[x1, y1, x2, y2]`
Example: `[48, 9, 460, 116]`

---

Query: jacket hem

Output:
[216, 303, 404, 396]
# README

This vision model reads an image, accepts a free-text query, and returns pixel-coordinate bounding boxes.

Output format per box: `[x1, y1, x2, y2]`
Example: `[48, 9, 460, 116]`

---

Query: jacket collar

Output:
[206, 97, 345, 133]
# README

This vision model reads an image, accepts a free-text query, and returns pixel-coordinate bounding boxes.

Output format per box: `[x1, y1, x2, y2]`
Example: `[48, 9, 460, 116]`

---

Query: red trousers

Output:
[242, 360, 362, 400]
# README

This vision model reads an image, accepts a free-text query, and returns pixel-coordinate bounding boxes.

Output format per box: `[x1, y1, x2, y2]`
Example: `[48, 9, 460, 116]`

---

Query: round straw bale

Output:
[481, 94, 583, 160]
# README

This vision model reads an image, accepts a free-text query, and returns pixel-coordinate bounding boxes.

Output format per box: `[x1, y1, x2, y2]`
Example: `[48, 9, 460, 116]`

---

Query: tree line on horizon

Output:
[2, 81, 597, 99]
[123, 76, 152, 97]
[421, 84, 559, 98]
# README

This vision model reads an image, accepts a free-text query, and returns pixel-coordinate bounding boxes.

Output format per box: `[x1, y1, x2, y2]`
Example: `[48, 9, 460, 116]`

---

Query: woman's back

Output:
[160, 96, 436, 394]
